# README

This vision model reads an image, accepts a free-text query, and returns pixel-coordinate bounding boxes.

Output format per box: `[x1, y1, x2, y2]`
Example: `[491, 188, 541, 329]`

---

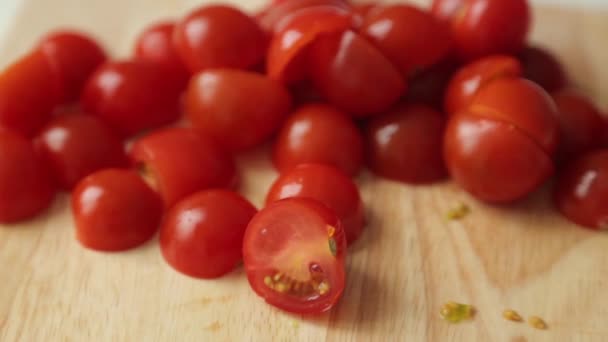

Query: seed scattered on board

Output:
[440, 302, 476, 323]
[528, 316, 548, 330]
[503, 309, 523, 322]
[446, 203, 471, 220]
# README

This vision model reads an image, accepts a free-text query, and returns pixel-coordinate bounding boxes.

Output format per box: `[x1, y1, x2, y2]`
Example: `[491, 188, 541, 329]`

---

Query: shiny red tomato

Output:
[352, 3, 378, 18]
[185, 69, 292, 151]
[0, 51, 60, 137]
[161, 190, 257, 279]
[81, 60, 183, 137]
[258, 0, 351, 33]
[444, 55, 522, 116]
[266, 163, 364, 245]
[366, 104, 447, 184]
[0, 131, 55, 223]
[432, 0, 530, 61]
[243, 198, 346, 314]
[552, 90, 605, 162]
[519, 45, 567, 93]
[37, 30, 107, 102]
[555, 150, 608, 230]
[406, 58, 460, 110]
[174, 5, 267, 73]
[309, 30, 406, 117]
[71, 169, 162, 251]
[129, 127, 236, 208]
[36, 114, 127, 190]
[273, 104, 364, 175]
[361, 5, 452, 77]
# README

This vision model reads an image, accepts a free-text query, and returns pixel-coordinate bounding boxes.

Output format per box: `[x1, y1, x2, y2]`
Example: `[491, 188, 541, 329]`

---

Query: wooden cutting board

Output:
[1, 1, 607, 341]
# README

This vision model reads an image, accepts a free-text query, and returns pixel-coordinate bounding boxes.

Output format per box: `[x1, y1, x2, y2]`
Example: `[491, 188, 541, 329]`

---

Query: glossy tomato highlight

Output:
[258, 0, 351, 33]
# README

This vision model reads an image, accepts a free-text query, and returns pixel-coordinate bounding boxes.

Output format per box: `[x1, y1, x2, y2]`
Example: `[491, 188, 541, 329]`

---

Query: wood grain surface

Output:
[1, 1, 607, 341]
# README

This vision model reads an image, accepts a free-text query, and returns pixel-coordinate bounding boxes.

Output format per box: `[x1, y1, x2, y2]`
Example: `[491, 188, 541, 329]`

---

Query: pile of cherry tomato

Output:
[0, 0, 607, 315]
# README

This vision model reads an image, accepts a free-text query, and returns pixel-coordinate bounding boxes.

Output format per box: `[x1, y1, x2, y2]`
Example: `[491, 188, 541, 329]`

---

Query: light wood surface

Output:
[1, 1, 608, 341]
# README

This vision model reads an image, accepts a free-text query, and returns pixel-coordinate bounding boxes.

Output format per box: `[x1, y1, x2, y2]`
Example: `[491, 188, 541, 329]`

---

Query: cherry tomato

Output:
[353, 3, 378, 18]
[360, 5, 452, 77]
[309, 30, 406, 117]
[273, 104, 364, 175]
[174, 5, 267, 73]
[81, 60, 183, 137]
[519, 45, 568, 93]
[185, 69, 292, 151]
[444, 55, 522, 116]
[432, 0, 530, 61]
[554, 150, 608, 230]
[71, 169, 162, 252]
[35, 114, 127, 190]
[552, 90, 605, 162]
[0, 51, 60, 137]
[366, 104, 447, 184]
[37, 30, 107, 102]
[243, 198, 346, 314]
[266, 163, 364, 245]
[0, 131, 55, 223]
[129, 127, 236, 208]
[258, 0, 351, 33]
[406, 58, 460, 110]
[161, 190, 257, 279]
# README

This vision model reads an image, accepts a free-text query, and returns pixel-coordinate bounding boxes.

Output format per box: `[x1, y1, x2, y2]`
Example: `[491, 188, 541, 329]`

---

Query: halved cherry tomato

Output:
[519, 45, 568, 93]
[444, 55, 522, 116]
[266, 163, 364, 244]
[129, 127, 236, 208]
[258, 0, 351, 33]
[243, 197, 346, 314]
[161, 190, 257, 279]
[366, 104, 447, 184]
[273, 103, 364, 175]
[406, 58, 460, 110]
[555, 150, 608, 230]
[81, 60, 183, 137]
[185, 69, 292, 151]
[0, 51, 60, 137]
[360, 5, 452, 77]
[174, 5, 267, 73]
[0, 131, 55, 223]
[309, 30, 406, 117]
[71, 169, 162, 252]
[37, 30, 107, 102]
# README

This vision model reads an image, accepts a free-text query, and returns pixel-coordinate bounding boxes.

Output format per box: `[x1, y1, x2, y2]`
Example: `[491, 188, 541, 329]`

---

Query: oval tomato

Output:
[243, 198, 346, 314]
[258, 0, 351, 33]
[519, 45, 567, 93]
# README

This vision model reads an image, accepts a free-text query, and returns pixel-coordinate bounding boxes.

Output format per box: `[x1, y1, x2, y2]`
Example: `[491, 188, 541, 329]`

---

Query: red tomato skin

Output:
[431, 0, 465, 21]
[38, 31, 107, 102]
[361, 5, 453, 76]
[519, 45, 567, 93]
[0, 51, 60, 137]
[174, 5, 267, 73]
[366, 104, 447, 184]
[353, 3, 378, 18]
[0, 131, 56, 223]
[161, 190, 257, 279]
[444, 113, 554, 203]
[554, 150, 608, 230]
[273, 104, 364, 175]
[308, 30, 406, 117]
[185, 69, 292, 151]
[444, 55, 522, 116]
[258, 0, 351, 33]
[71, 169, 162, 252]
[243, 197, 346, 315]
[81, 60, 183, 137]
[35, 114, 127, 190]
[266, 163, 364, 244]
[129, 127, 236, 209]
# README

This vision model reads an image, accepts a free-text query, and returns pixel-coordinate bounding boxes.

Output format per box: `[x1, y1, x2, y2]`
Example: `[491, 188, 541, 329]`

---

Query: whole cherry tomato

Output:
[519, 45, 568, 93]
[406, 58, 460, 110]
[0, 131, 55, 223]
[554, 150, 608, 230]
[36, 114, 127, 190]
[266, 163, 364, 244]
[243, 197, 346, 315]
[71, 169, 162, 252]
[0, 51, 60, 137]
[309, 30, 406, 117]
[174, 5, 267, 73]
[366, 104, 447, 184]
[129, 127, 236, 208]
[258, 0, 351, 33]
[37, 30, 107, 102]
[360, 5, 452, 77]
[273, 103, 364, 175]
[444, 55, 522, 116]
[81, 60, 183, 137]
[161, 190, 257, 279]
[185, 69, 292, 151]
